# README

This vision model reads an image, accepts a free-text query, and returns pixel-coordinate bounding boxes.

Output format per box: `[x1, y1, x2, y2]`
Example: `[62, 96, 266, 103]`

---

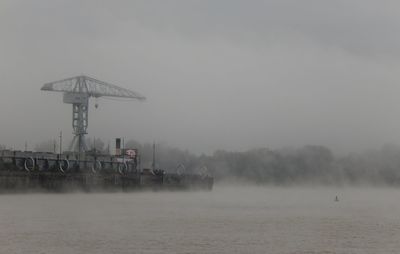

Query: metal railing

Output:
[0, 150, 136, 174]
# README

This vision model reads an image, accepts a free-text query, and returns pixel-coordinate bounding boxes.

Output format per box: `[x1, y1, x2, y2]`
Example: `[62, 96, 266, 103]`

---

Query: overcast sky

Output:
[1, 0, 400, 154]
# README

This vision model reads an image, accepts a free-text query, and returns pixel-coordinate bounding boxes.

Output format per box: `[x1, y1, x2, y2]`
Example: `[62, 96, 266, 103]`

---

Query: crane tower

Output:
[41, 75, 145, 153]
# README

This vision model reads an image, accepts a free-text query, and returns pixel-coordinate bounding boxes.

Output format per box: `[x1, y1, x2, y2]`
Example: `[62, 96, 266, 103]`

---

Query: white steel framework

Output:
[41, 75, 145, 153]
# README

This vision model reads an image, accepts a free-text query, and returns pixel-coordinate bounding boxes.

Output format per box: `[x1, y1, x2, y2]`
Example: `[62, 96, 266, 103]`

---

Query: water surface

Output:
[0, 186, 399, 254]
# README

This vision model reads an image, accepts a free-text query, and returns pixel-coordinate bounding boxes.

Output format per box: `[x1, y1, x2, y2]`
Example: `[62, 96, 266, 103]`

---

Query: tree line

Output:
[6, 139, 400, 185]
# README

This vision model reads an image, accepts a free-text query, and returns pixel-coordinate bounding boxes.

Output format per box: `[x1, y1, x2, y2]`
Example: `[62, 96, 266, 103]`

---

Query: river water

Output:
[0, 186, 399, 254]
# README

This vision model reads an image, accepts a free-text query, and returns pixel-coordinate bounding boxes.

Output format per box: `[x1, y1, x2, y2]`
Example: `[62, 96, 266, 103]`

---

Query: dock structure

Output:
[0, 150, 213, 192]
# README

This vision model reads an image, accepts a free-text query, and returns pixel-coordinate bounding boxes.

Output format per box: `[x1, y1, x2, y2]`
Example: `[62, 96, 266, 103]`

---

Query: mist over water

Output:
[1, 186, 399, 254]
[2, 1, 400, 253]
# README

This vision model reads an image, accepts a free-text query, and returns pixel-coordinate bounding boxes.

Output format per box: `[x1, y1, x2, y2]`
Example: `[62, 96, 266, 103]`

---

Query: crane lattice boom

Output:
[41, 75, 146, 100]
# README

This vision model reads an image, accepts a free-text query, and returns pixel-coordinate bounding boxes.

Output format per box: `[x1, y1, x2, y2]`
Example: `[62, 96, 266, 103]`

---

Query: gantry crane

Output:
[41, 75, 145, 153]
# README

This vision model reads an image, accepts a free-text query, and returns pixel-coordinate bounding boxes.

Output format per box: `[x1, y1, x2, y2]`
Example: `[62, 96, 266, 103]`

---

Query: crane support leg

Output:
[69, 103, 88, 153]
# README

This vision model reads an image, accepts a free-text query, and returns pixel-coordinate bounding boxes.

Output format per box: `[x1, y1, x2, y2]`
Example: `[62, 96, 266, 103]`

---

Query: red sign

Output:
[125, 149, 137, 158]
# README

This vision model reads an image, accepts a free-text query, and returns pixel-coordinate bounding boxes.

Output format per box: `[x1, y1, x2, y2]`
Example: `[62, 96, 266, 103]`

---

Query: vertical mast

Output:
[152, 142, 156, 171]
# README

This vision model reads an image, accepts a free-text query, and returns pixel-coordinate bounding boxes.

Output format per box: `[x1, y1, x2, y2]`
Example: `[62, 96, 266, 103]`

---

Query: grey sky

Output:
[1, 0, 400, 154]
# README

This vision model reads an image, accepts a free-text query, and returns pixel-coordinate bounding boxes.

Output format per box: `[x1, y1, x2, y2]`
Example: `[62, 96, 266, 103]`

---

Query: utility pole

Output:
[122, 138, 125, 165]
[93, 136, 96, 155]
[24, 141, 27, 151]
[59, 131, 63, 157]
[152, 142, 156, 171]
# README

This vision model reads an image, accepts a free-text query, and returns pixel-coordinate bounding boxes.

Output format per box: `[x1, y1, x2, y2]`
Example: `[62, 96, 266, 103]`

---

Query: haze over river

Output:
[0, 186, 399, 254]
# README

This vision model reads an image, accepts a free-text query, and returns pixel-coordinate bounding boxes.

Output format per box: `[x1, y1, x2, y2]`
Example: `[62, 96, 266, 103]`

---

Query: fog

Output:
[1, 186, 400, 253]
[1, 1, 400, 155]
[4, 2, 400, 254]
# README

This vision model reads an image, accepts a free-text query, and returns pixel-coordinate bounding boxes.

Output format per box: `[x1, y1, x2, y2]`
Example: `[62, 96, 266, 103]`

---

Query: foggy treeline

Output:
[149, 142, 400, 186]
[17, 139, 400, 185]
